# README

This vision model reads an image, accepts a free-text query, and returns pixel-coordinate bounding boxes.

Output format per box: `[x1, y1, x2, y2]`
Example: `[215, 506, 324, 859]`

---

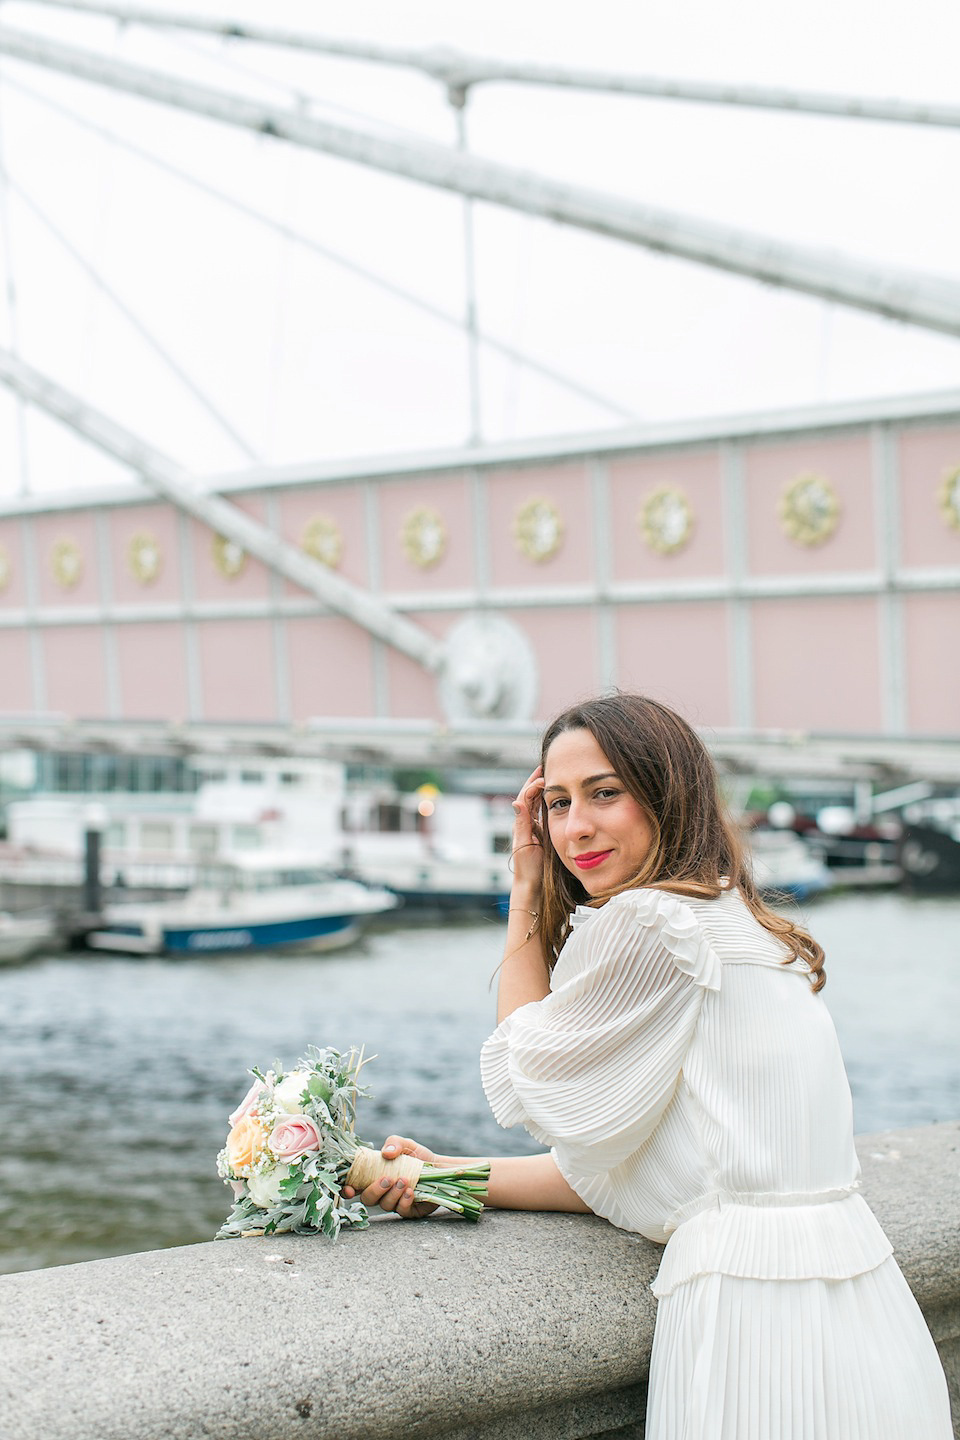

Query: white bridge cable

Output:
[0, 82, 31, 494]
[0, 341, 447, 673]
[2, 72, 640, 422]
[0, 160, 262, 462]
[2, 26, 960, 337]
[11, 0, 960, 130]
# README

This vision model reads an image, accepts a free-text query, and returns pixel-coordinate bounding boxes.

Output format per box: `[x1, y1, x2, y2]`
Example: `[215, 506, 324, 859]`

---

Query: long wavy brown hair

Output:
[534, 693, 825, 990]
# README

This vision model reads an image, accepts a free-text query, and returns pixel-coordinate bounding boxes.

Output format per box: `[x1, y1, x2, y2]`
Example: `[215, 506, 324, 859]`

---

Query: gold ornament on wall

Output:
[937, 465, 960, 532]
[301, 514, 344, 568]
[401, 507, 447, 569]
[778, 473, 840, 547]
[51, 537, 83, 589]
[639, 487, 694, 555]
[128, 531, 163, 584]
[513, 497, 564, 562]
[212, 533, 247, 579]
[0, 543, 9, 593]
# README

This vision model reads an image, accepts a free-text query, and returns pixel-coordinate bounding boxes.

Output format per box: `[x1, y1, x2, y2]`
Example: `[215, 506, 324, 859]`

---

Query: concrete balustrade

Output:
[2, 1123, 958, 1440]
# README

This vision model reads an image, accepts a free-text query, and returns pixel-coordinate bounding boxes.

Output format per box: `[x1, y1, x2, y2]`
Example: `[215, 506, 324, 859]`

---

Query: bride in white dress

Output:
[346, 693, 952, 1439]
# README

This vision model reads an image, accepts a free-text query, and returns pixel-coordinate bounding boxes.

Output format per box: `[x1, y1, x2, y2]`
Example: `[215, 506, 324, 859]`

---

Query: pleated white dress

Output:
[480, 887, 952, 1439]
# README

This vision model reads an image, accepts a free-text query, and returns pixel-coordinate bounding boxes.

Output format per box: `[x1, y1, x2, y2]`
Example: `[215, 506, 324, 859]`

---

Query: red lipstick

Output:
[573, 850, 613, 870]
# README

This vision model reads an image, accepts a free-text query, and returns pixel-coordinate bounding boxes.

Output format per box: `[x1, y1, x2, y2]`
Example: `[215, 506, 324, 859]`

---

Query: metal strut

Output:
[1, 25, 960, 336]
[0, 344, 445, 676]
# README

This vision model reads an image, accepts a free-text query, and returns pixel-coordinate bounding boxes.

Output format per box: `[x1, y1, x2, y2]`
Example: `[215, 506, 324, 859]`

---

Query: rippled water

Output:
[2, 892, 958, 1275]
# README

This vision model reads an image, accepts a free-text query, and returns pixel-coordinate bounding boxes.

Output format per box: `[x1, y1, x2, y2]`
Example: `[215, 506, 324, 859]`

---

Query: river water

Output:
[2, 891, 958, 1275]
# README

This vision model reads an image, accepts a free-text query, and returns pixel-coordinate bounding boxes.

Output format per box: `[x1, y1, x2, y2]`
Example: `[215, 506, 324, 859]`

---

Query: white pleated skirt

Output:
[646, 1257, 952, 1440]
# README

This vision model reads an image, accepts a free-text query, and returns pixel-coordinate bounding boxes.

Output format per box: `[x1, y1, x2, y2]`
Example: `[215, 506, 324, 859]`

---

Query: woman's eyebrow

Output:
[543, 771, 618, 794]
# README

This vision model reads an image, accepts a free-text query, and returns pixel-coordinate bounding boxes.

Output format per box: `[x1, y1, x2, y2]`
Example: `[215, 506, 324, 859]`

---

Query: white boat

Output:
[84, 852, 399, 956]
[0, 910, 60, 964]
[748, 828, 835, 902]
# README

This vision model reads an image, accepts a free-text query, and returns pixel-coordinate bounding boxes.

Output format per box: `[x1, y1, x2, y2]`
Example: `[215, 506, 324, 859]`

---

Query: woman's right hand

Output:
[342, 1135, 443, 1219]
[510, 764, 545, 895]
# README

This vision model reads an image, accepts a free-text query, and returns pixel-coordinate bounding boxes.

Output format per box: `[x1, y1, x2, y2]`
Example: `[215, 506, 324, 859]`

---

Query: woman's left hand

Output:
[342, 1135, 441, 1219]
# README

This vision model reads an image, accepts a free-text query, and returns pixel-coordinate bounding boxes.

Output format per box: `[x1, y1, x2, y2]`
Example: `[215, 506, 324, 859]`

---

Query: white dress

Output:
[480, 887, 952, 1440]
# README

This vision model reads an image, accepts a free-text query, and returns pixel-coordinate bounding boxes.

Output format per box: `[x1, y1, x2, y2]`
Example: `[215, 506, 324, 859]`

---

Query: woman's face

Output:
[542, 727, 654, 896]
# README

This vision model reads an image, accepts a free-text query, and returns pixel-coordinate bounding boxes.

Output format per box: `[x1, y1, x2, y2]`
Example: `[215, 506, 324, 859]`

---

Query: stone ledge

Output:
[1, 1123, 957, 1440]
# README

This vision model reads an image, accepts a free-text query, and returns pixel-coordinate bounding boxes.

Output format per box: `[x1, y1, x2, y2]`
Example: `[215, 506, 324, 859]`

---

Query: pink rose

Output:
[268, 1113, 322, 1162]
[229, 1078, 267, 1128]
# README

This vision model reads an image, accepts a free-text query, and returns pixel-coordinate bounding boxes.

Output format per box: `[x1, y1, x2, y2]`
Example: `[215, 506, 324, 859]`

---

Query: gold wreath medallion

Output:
[52, 538, 83, 589]
[778, 473, 840, 547]
[513, 497, 564, 562]
[128, 531, 163, 584]
[401, 507, 447, 569]
[639, 487, 694, 555]
[302, 514, 344, 568]
[212, 533, 247, 579]
[937, 465, 960, 532]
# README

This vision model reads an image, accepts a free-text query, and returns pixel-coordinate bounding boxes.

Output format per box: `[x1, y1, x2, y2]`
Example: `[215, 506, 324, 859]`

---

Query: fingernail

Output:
[380, 1178, 392, 1190]
[405, 1190, 414, 1201]
[384, 1144, 396, 1153]
[394, 1179, 405, 1190]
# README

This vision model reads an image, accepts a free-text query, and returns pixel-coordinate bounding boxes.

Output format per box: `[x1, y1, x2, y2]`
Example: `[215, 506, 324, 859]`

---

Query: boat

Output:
[83, 852, 399, 956]
[0, 910, 60, 964]
[747, 827, 835, 903]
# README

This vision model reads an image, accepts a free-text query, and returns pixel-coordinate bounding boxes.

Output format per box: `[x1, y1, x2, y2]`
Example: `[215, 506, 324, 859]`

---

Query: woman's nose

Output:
[565, 800, 594, 839]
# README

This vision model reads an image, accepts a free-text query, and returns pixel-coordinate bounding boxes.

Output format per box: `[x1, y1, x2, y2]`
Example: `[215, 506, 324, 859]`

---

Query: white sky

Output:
[1, 0, 959, 499]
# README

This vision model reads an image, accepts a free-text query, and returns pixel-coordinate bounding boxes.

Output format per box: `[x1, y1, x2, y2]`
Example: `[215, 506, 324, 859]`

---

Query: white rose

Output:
[247, 1164, 290, 1209]
[273, 1070, 313, 1113]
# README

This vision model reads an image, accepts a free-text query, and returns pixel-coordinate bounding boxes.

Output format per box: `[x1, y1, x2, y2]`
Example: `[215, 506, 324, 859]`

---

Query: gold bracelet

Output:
[508, 907, 539, 942]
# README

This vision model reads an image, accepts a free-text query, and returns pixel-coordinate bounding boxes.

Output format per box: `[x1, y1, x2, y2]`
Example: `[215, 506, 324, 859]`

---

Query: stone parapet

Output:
[2, 1123, 958, 1440]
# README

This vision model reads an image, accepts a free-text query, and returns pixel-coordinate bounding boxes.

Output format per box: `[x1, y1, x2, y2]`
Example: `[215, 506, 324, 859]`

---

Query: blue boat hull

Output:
[163, 913, 361, 953]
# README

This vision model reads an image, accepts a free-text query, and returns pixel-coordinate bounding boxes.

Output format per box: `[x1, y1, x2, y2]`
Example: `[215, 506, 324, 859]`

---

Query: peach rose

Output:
[225, 1114, 267, 1172]
[229, 1078, 267, 1128]
[268, 1113, 322, 1162]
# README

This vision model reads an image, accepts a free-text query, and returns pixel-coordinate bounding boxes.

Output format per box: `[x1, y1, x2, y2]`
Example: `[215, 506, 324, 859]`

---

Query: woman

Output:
[347, 694, 951, 1439]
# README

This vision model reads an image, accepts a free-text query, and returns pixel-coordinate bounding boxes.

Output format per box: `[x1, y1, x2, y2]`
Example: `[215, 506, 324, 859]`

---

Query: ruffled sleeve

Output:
[480, 889, 721, 1176]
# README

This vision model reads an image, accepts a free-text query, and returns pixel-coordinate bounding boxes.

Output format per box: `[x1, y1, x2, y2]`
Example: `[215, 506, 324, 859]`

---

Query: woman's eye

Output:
[547, 797, 569, 812]
[595, 788, 620, 801]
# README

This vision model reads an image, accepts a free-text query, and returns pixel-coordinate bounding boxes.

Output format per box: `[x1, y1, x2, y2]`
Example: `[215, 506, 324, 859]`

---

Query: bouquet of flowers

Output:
[216, 1045, 489, 1239]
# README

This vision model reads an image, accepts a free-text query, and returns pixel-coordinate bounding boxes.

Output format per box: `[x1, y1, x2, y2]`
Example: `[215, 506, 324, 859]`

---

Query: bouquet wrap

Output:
[345, 1147, 424, 1192]
[216, 1046, 489, 1239]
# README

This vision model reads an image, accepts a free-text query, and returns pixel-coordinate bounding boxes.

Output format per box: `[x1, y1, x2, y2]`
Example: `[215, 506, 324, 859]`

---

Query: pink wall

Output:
[608, 449, 726, 582]
[286, 616, 375, 720]
[615, 602, 732, 726]
[109, 504, 184, 605]
[190, 495, 272, 602]
[42, 627, 108, 716]
[743, 434, 876, 576]
[0, 629, 33, 709]
[278, 485, 370, 595]
[751, 596, 882, 731]
[897, 425, 960, 568]
[377, 473, 475, 593]
[0, 518, 28, 610]
[902, 592, 960, 734]
[487, 463, 594, 588]
[33, 511, 103, 607]
[505, 607, 601, 722]
[384, 611, 447, 721]
[196, 619, 276, 721]
[116, 624, 189, 720]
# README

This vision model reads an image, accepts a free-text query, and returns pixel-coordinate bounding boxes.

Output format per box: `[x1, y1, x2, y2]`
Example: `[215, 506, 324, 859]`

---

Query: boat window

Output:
[141, 822, 174, 852]
[231, 825, 261, 850]
[105, 822, 127, 849]
[189, 824, 219, 855]
[240, 771, 264, 785]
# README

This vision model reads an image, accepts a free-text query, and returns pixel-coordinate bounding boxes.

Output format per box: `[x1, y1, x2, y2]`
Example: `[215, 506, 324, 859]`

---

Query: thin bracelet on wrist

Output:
[508, 907, 539, 943]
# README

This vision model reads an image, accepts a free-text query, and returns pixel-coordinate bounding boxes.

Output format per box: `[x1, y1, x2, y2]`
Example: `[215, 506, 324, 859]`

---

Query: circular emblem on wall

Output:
[212, 533, 247, 579]
[778, 473, 840, 547]
[128, 531, 163, 584]
[401, 507, 447, 569]
[937, 465, 960, 532]
[51, 537, 83, 589]
[0, 544, 9, 593]
[301, 514, 344, 568]
[639, 487, 694, 555]
[513, 497, 564, 563]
